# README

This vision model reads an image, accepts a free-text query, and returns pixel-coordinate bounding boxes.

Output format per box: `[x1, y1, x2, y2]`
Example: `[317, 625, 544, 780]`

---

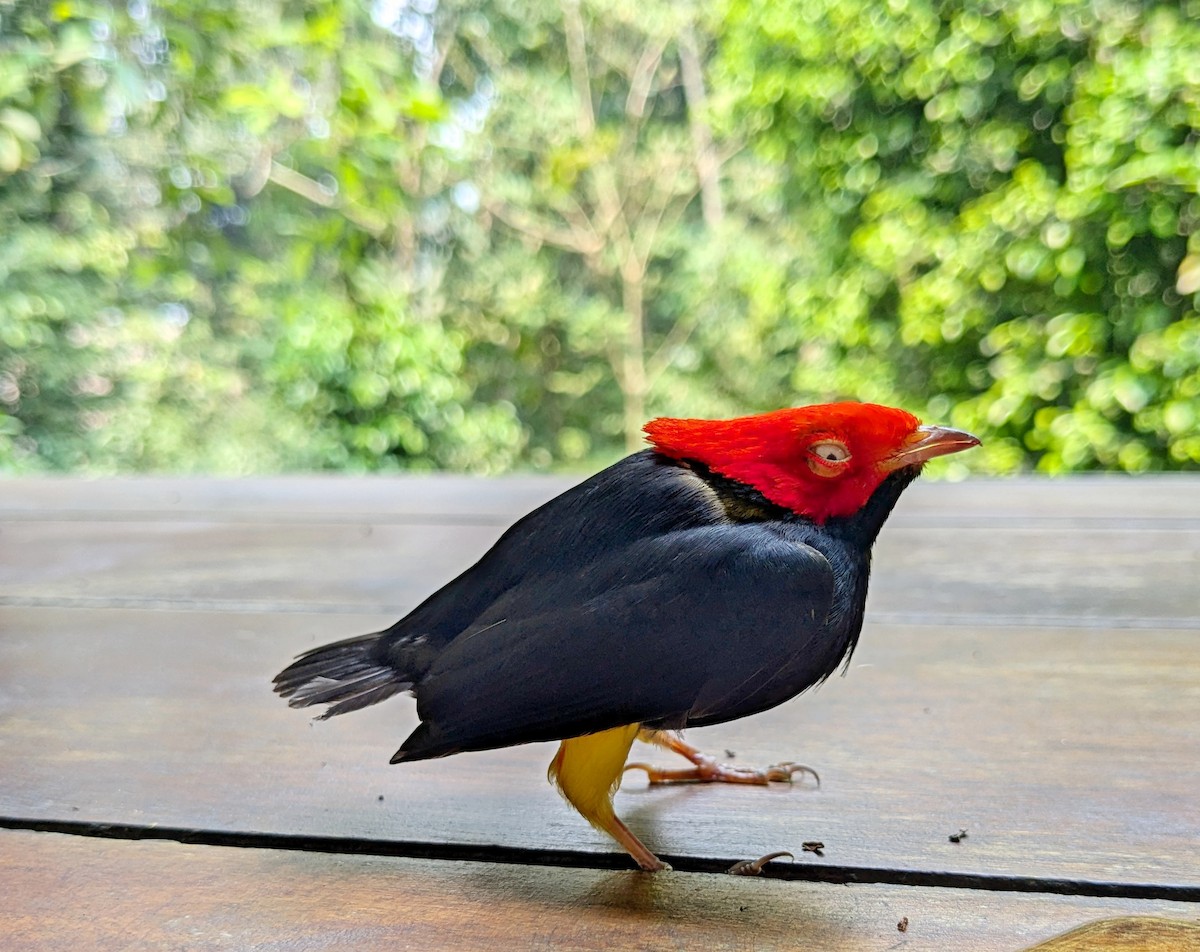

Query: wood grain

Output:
[4, 518, 1197, 624]
[4, 472, 1199, 952]
[3, 830, 1198, 952]
[0, 474, 571, 521]
[4, 473, 1199, 523]
[3, 606, 1197, 887]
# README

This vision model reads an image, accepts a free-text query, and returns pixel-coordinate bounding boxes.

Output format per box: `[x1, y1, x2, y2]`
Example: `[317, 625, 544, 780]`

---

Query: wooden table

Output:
[2, 474, 1198, 950]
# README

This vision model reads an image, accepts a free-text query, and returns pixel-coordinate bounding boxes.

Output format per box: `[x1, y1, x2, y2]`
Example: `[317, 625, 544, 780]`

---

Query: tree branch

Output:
[646, 311, 700, 386]
[484, 198, 604, 256]
[559, 0, 632, 259]
[625, 37, 668, 121]
[678, 25, 724, 229]
[267, 161, 385, 236]
[633, 161, 698, 269]
[561, 0, 595, 137]
[428, 15, 458, 87]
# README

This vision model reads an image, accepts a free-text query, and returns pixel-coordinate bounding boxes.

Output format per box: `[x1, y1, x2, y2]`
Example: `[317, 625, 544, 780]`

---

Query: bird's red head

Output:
[644, 402, 979, 523]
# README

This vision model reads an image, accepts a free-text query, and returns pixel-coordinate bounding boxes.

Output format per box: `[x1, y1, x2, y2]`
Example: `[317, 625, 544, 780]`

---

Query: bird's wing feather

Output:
[279, 454, 741, 720]
[395, 522, 835, 761]
[374, 451, 724, 660]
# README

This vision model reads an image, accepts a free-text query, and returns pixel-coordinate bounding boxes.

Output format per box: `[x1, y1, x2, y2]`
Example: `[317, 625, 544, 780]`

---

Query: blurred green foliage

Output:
[1, 0, 1196, 474]
[719, 0, 1200, 472]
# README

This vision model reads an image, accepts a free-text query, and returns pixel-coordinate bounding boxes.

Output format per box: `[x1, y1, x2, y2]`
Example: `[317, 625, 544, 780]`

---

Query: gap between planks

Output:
[3, 816, 1198, 904]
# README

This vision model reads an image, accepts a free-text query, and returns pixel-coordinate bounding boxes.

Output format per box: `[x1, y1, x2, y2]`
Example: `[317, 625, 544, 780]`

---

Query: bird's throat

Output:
[823, 466, 923, 548]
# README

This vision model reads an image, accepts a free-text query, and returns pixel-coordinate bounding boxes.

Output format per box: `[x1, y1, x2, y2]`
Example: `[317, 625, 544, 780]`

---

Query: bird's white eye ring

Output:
[807, 441, 850, 477]
[811, 442, 850, 463]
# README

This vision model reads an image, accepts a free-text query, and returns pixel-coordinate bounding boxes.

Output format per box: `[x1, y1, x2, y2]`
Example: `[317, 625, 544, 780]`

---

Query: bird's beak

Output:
[882, 425, 981, 471]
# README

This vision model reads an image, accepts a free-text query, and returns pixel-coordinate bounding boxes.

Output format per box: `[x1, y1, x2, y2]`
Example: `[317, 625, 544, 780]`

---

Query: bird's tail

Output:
[273, 633, 410, 719]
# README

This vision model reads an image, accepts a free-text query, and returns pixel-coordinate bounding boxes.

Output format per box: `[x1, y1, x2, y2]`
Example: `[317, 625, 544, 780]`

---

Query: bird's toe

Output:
[765, 762, 821, 785]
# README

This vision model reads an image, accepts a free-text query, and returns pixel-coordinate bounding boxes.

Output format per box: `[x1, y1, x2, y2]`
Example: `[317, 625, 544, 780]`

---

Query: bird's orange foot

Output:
[727, 851, 794, 876]
[626, 731, 821, 786]
[625, 756, 818, 786]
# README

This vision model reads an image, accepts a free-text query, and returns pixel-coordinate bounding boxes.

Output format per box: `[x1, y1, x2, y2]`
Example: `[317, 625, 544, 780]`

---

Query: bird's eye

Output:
[807, 441, 850, 477]
[811, 442, 850, 463]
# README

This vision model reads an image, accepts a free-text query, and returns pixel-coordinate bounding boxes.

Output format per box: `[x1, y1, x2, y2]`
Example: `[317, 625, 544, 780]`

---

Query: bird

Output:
[274, 402, 979, 872]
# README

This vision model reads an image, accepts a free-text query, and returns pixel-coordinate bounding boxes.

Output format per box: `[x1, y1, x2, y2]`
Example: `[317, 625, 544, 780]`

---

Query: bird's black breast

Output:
[661, 465, 922, 728]
[669, 519, 868, 729]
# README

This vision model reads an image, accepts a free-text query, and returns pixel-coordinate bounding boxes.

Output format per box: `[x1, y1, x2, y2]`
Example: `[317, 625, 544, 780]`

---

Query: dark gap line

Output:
[3, 817, 1198, 903]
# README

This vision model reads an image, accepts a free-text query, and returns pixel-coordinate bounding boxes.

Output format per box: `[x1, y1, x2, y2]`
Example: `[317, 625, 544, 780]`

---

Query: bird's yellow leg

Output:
[548, 724, 670, 872]
[625, 729, 819, 786]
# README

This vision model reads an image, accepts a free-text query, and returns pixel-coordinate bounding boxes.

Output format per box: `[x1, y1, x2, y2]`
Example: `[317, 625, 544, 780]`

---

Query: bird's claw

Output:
[764, 762, 821, 786]
[727, 850, 794, 876]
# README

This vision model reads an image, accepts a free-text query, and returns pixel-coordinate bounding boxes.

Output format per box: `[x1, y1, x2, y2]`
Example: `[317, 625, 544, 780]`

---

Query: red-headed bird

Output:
[274, 402, 979, 871]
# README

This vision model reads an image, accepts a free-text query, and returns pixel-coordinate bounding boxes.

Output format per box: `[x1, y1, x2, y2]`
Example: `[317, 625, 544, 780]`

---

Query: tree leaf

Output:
[0, 108, 42, 144]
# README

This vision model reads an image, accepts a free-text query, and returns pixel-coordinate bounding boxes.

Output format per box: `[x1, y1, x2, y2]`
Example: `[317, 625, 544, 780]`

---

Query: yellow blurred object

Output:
[1020, 917, 1200, 951]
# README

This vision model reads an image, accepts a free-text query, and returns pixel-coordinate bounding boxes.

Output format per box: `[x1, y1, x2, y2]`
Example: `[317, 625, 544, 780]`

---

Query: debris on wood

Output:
[898, 916, 909, 933]
[726, 851, 794, 876]
[801, 841, 825, 856]
[949, 828, 968, 843]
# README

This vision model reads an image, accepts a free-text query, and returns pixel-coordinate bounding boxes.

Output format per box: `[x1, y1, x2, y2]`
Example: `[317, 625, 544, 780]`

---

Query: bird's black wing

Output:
[275, 451, 729, 719]
[374, 451, 726, 655]
[394, 522, 838, 761]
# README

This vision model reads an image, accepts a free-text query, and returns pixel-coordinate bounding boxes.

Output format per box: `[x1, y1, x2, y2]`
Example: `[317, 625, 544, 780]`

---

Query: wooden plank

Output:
[868, 524, 1200, 626]
[3, 831, 1198, 952]
[3, 519, 1197, 624]
[3, 474, 1199, 525]
[3, 606, 1198, 887]
[0, 519, 491, 613]
[0, 474, 571, 521]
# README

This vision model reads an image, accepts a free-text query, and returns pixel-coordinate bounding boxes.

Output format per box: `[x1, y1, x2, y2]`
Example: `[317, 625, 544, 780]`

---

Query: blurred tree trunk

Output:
[475, 0, 728, 450]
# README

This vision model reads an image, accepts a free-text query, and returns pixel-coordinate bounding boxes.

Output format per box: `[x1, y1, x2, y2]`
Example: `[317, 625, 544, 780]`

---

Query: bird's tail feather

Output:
[273, 633, 409, 720]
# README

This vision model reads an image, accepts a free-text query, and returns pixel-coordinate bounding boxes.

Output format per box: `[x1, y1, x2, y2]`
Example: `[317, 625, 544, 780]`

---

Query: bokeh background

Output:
[1, 0, 1197, 476]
